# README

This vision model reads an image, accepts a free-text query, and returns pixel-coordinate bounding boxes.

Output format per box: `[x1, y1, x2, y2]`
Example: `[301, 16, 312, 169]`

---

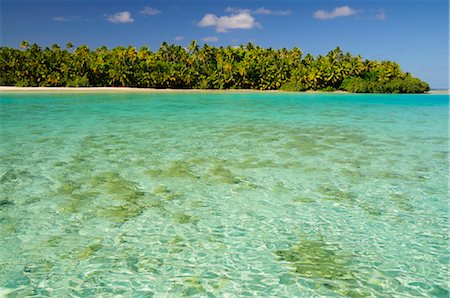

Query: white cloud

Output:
[53, 15, 83, 22]
[254, 7, 292, 16]
[374, 9, 387, 20]
[174, 36, 185, 41]
[53, 16, 69, 22]
[139, 7, 161, 16]
[225, 7, 291, 16]
[202, 36, 219, 42]
[314, 6, 358, 20]
[225, 7, 251, 14]
[198, 12, 259, 33]
[108, 11, 134, 23]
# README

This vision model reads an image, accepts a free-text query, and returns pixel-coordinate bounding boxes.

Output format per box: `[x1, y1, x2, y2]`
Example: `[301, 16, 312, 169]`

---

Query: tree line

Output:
[0, 40, 429, 93]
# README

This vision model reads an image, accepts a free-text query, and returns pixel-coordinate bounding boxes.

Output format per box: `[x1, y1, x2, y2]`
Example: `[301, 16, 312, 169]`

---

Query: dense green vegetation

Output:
[0, 40, 429, 93]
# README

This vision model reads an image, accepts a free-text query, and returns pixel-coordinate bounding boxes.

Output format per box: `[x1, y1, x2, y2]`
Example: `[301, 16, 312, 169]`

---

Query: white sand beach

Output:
[0, 86, 282, 93]
[426, 89, 450, 94]
[1, 86, 446, 94]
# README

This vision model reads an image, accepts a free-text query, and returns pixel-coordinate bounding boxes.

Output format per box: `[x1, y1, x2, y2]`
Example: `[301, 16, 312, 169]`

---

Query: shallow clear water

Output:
[0, 92, 448, 297]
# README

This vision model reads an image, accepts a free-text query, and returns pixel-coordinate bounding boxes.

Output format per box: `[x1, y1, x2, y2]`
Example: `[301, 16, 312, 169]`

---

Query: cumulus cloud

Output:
[198, 7, 290, 33]
[139, 7, 161, 16]
[314, 6, 358, 20]
[174, 36, 185, 41]
[225, 7, 291, 16]
[198, 12, 259, 32]
[202, 36, 219, 42]
[108, 11, 134, 23]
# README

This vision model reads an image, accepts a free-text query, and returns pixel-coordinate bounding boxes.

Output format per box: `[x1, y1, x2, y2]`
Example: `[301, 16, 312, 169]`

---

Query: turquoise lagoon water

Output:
[0, 92, 448, 297]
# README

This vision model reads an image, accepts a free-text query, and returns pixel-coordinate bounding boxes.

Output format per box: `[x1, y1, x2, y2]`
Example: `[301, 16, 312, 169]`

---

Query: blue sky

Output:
[1, 0, 448, 88]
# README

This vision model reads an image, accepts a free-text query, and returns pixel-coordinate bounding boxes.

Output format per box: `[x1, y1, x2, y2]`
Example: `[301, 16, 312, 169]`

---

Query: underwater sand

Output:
[0, 92, 448, 296]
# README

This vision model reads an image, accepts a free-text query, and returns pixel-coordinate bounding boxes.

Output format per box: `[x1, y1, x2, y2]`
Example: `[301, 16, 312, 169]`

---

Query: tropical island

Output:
[0, 41, 429, 93]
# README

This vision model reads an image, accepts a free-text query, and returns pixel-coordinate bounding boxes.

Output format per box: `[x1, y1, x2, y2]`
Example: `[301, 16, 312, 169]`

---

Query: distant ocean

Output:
[1, 92, 448, 296]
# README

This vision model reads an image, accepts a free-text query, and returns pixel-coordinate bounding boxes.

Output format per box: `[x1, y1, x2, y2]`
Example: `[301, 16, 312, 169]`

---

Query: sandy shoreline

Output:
[0, 86, 349, 94]
[426, 89, 450, 94]
[0, 86, 283, 94]
[0, 86, 446, 94]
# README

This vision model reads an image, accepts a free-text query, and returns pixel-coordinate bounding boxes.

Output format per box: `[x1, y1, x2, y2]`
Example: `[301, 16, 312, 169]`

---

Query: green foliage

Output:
[279, 81, 307, 92]
[340, 74, 430, 93]
[0, 42, 429, 93]
[320, 86, 336, 92]
[66, 75, 90, 87]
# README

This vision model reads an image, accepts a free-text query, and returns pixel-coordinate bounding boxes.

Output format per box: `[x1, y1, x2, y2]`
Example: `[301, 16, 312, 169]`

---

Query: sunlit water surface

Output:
[0, 92, 448, 297]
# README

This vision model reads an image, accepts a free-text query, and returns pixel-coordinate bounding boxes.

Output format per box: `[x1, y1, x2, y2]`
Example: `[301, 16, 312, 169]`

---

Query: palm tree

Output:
[0, 41, 430, 92]
[66, 42, 74, 53]
[188, 40, 199, 55]
[20, 40, 29, 50]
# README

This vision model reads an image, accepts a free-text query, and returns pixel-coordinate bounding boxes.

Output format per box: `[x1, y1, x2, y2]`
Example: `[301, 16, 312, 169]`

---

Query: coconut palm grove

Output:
[0, 41, 429, 93]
